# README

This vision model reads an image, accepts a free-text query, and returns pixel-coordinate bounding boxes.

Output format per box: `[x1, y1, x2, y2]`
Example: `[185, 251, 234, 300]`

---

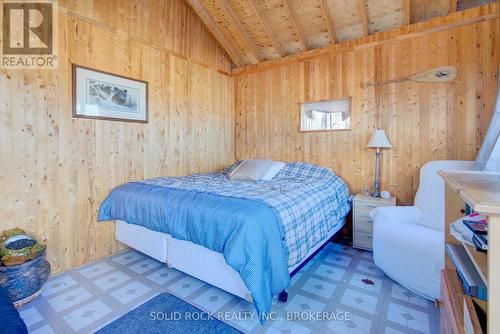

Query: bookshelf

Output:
[439, 170, 500, 334]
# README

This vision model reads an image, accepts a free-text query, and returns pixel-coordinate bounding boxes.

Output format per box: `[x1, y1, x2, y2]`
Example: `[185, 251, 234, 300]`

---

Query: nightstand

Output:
[353, 194, 396, 251]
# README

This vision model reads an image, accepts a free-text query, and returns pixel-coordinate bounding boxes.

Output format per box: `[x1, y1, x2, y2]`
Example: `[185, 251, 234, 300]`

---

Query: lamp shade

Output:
[367, 129, 393, 148]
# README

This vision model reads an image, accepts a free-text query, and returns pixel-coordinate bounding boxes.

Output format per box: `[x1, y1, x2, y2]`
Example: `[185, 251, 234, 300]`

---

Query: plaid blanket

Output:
[140, 162, 351, 266]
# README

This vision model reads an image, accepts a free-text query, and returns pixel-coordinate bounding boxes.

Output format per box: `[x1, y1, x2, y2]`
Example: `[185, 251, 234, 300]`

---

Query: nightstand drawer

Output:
[354, 202, 378, 218]
[354, 217, 373, 233]
[354, 231, 373, 250]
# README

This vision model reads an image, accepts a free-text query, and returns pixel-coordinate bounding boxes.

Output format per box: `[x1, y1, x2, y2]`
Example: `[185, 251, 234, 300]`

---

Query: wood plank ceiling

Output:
[186, 0, 497, 67]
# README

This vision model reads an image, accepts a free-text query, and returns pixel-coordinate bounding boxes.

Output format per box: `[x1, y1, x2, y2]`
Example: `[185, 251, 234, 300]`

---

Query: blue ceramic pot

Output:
[0, 252, 51, 306]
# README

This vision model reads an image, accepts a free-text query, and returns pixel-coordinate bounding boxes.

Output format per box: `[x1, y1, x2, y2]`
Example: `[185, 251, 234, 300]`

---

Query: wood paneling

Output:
[0, 0, 234, 273]
[62, 0, 233, 72]
[234, 15, 499, 205]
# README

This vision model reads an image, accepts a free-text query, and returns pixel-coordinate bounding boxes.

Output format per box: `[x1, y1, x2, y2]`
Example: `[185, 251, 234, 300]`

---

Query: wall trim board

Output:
[232, 2, 500, 76]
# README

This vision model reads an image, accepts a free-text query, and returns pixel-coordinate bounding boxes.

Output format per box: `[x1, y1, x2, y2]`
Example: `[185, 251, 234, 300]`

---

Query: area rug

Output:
[96, 293, 242, 334]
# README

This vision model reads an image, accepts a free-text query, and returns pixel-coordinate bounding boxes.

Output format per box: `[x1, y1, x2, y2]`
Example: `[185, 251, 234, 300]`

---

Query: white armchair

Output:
[370, 160, 475, 300]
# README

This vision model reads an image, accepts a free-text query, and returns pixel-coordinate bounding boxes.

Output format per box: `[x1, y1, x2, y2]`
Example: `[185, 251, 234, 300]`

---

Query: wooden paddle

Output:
[363, 66, 458, 88]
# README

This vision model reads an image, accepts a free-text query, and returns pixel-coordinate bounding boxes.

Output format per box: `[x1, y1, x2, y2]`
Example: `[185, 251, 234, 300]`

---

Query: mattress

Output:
[100, 162, 351, 267]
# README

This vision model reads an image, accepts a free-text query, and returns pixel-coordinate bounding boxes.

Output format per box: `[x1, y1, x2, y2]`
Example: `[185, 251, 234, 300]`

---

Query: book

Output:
[473, 234, 488, 253]
[446, 244, 487, 301]
[464, 220, 488, 235]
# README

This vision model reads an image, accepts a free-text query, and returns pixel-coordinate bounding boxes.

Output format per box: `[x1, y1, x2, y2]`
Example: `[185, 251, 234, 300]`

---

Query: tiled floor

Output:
[18, 243, 440, 334]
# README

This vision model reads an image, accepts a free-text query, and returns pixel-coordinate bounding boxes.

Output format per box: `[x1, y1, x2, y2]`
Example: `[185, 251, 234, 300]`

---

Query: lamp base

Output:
[373, 149, 381, 198]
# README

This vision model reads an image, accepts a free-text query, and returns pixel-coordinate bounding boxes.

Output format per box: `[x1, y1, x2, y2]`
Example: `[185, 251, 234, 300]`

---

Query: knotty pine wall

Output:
[234, 12, 499, 205]
[0, 0, 234, 273]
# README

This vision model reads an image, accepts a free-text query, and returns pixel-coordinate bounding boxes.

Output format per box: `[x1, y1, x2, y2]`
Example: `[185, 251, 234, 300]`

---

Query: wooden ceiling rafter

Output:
[283, 0, 310, 51]
[248, 0, 284, 57]
[187, 0, 497, 68]
[233, 3, 499, 75]
[186, 0, 244, 67]
[320, 0, 337, 43]
[358, 0, 370, 36]
[217, 0, 263, 63]
[404, 0, 412, 25]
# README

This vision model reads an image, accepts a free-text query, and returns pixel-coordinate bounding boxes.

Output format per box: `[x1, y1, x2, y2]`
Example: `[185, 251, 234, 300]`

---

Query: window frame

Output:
[298, 97, 352, 133]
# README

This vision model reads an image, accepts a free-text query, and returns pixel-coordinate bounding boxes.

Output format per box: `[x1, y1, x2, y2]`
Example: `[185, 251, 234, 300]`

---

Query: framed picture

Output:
[300, 98, 351, 132]
[72, 64, 148, 123]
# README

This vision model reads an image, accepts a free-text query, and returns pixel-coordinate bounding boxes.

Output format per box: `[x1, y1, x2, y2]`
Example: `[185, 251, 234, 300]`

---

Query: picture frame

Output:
[72, 64, 148, 123]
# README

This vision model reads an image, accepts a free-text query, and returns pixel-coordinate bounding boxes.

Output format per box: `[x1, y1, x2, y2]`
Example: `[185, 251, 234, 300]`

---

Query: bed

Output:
[98, 162, 351, 322]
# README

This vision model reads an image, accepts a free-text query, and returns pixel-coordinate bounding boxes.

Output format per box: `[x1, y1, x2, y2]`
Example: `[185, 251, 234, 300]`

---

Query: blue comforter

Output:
[99, 184, 289, 321]
[98, 162, 351, 323]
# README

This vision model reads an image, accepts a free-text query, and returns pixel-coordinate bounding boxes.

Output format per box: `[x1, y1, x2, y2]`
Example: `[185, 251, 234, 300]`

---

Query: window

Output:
[300, 98, 351, 132]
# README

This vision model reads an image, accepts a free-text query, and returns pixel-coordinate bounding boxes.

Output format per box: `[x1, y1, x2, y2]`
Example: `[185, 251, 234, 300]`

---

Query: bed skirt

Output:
[114, 219, 345, 302]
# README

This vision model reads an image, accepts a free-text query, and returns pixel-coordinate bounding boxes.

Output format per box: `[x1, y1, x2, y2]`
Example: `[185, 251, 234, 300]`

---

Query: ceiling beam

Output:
[249, 0, 284, 57]
[187, 0, 243, 67]
[283, 0, 310, 51]
[358, 0, 369, 36]
[403, 0, 411, 25]
[450, 0, 458, 13]
[217, 0, 262, 63]
[320, 0, 337, 43]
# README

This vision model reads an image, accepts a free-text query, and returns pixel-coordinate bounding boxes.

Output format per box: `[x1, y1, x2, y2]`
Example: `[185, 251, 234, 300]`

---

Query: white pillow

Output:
[229, 160, 285, 181]
[261, 161, 286, 180]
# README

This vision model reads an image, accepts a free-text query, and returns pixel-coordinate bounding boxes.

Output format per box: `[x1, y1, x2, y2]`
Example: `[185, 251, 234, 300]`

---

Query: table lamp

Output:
[367, 129, 393, 197]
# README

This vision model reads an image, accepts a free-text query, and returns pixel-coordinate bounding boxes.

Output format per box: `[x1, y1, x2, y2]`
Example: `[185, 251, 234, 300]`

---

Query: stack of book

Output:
[463, 213, 488, 253]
